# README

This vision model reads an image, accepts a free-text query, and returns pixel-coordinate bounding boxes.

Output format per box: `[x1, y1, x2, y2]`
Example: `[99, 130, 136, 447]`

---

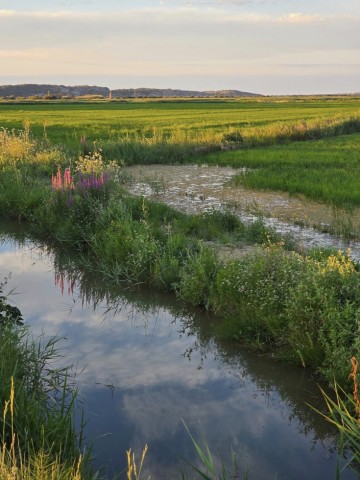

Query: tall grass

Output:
[181, 421, 248, 480]
[0, 125, 34, 166]
[0, 380, 86, 480]
[126, 445, 149, 480]
[315, 357, 360, 477]
[240, 114, 360, 147]
[0, 127, 67, 219]
[83, 112, 360, 166]
[0, 127, 66, 174]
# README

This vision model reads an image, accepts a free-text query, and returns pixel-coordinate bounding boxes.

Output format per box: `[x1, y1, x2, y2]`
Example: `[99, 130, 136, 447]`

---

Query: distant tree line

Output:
[0, 84, 261, 99]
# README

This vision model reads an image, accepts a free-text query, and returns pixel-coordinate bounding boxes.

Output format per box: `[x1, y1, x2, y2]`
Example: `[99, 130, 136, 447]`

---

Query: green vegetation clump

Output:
[209, 245, 360, 383]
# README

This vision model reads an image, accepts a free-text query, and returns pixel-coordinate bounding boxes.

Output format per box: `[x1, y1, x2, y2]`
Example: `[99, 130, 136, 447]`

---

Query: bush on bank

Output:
[209, 245, 360, 383]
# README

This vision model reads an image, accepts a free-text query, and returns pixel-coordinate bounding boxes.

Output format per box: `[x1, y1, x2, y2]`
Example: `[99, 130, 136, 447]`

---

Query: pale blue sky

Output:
[0, 1, 359, 94]
[2, 0, 360, 15]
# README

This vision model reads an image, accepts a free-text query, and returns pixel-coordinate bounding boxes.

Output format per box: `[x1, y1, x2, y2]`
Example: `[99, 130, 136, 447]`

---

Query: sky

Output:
[0, 0, 359, 95]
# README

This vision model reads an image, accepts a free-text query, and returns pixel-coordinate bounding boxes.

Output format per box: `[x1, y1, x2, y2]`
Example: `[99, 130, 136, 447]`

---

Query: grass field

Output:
[0, 97, 360, 207]
[0, 97, 359, 149]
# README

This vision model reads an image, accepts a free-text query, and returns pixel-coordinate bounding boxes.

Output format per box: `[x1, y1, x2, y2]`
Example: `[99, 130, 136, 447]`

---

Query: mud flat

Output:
[125, 164, 360, 260]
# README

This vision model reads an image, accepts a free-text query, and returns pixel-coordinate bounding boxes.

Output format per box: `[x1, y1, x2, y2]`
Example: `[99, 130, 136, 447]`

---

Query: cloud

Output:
[0, 9, 15, 15]
[0, 9, 356, 46]
[0, 9, 74, 18]
[0, 48, 51, 59]
[0, 8, 359, 93]
[281, 12, 324, 23]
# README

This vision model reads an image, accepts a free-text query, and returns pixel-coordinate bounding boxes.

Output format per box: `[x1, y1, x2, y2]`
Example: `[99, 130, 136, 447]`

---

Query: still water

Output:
[0, 227, 358, 479]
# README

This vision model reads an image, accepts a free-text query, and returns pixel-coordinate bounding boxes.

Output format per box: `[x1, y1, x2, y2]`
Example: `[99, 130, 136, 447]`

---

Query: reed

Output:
[181, 421, 248, 480]
[0, 379, 86, 480]
[126, 445, 149, 480]
[314, 357, 360, 477]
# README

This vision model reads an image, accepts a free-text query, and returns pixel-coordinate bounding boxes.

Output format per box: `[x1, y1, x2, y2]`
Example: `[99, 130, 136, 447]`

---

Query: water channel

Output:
[0, 223, 358, 479]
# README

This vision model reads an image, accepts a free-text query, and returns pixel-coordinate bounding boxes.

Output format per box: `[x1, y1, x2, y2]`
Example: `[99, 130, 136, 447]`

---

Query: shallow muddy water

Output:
[125, 164, 360, 260]
[0, 226, 358, 479]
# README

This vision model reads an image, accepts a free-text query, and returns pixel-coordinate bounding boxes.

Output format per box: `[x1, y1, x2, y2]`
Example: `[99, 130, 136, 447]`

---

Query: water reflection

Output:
[0, 229, 358, 479]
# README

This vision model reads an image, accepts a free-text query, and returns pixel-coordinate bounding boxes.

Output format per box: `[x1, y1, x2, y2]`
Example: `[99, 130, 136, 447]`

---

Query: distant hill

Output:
[0, 84, 109, 98]
[0, 84, 261, 99]
[110, 88, 261, 98]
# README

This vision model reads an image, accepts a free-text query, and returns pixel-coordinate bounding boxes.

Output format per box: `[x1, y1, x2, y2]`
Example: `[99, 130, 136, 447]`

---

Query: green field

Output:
[1, 97, 360, 206]
[0, 97, 359, 146]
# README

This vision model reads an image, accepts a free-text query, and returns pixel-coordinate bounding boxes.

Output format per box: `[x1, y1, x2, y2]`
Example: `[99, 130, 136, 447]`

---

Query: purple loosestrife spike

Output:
[64, 168, 70, 188]
[52, 166, 62, 190]
[56, 167, 62, 189]
[64, 168, 75, 189]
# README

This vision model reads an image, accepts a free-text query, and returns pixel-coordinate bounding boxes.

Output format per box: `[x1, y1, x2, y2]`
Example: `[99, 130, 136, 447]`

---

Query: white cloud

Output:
[279, 12, 324, 23]
[0, 48, 51, 59]
[0, 9, 14, 15]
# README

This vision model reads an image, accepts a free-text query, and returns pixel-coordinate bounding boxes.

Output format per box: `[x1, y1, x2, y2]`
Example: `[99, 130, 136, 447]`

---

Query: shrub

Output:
[282, 250, 360, 379]
[213, 244, 305, 346]
[176, 245, 219, 309]
[0, 127, 34, 167]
